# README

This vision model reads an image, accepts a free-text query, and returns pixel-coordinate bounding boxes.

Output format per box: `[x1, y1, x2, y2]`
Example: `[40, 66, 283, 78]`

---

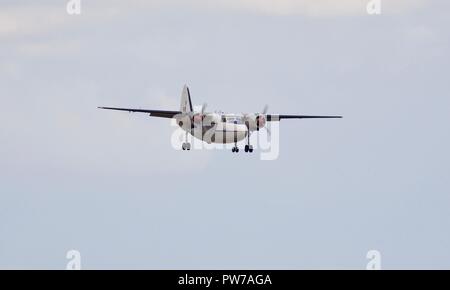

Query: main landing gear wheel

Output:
[182, 130, 191, 151]
[244, 131, 254, 153]
[182, 142, 191, 151]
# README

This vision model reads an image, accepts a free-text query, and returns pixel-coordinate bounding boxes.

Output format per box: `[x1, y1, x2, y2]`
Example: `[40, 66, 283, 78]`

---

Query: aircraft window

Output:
[222, 116, 242, 124]
[228, 117, 242, 124]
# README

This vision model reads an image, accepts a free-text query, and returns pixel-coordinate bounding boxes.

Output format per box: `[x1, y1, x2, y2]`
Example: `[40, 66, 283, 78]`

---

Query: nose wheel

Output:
[232, 146, 239, 153]
[182, 142, 191, 150]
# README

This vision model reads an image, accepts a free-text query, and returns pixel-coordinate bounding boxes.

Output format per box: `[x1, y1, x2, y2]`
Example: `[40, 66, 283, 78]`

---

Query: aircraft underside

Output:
[180, 123, 251, 152]
[184, 123, 248, 144]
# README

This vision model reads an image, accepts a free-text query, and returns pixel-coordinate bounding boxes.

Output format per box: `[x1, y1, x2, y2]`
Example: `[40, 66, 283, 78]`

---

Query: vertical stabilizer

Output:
[180, 85, 193, 113]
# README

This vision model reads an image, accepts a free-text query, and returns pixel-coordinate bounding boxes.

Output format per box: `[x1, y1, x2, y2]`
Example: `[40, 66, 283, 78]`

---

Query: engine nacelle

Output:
[176, 114, 192, 130]
[256, 114, 266, 130]
[202, 113, 221, 126]
[192, 113, 204, 125]
[244, 114, 266, 131]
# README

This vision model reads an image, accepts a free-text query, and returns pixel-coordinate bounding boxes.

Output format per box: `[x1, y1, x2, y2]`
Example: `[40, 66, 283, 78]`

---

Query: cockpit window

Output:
[224, 116, 243, 124]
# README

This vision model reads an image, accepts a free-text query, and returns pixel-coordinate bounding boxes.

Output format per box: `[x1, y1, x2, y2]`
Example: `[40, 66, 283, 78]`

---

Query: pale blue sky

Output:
[1, 0, 450, 269]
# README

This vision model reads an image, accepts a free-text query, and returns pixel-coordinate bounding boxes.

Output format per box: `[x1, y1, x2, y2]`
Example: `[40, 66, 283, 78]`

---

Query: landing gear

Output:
[244, 132, 254, 153]
[182, 142, 191, 151]
[182, 131, 191, 151]
[231, 139, 240, 153]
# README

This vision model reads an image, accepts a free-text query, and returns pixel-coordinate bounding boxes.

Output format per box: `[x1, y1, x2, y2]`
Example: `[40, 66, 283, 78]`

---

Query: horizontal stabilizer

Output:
[98, 107, 182, 118]
[266, 115, 342, 121]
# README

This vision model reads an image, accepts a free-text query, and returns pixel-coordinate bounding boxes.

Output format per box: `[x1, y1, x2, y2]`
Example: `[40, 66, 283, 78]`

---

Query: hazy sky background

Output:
[1, 0, 450, 269]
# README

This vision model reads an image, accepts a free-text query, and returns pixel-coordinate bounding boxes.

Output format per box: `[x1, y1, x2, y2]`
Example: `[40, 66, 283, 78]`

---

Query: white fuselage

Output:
[176, 114, 250, 144]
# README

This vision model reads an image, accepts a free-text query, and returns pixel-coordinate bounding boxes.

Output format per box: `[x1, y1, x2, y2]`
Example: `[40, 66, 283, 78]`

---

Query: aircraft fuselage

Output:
[176, 113, 250, 144]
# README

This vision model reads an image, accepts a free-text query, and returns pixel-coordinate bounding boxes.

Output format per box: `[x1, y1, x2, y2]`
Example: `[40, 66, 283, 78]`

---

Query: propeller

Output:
[262, 104, 271, 137]
[253, 104, 271, 138]
[193, 103, 208, 124]
[265, 123, 272, 138]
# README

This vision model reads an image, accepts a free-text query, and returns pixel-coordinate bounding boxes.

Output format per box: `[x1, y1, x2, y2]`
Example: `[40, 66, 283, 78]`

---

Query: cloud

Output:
[0, 0, 433, 178]
[0, 0, 428, 42]
[139, 0, 427, 16]
[212, 0, 367, 16]
[0, 5, 65, 38]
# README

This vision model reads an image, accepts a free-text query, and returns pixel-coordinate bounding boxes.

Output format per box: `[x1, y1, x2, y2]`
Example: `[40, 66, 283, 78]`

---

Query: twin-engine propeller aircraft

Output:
[99, 85, 342, 153]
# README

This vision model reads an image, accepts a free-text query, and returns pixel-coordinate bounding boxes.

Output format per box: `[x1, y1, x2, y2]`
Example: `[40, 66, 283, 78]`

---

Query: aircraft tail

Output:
[180, 85, 193, 113]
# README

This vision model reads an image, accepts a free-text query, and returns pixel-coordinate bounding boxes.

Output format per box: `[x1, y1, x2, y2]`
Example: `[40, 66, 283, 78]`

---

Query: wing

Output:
[266, 114, 342, 121]
[98, 107, 182, 119]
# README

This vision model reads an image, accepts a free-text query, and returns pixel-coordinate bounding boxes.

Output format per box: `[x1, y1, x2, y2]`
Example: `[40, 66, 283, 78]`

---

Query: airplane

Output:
[98, 85, 342, 153]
